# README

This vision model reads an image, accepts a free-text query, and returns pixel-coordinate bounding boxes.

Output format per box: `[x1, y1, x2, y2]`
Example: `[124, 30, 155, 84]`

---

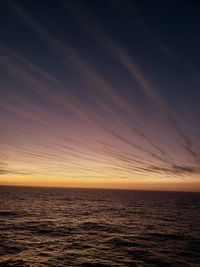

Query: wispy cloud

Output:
[62, 0, 199, 165]
[0, 0, 199, 185]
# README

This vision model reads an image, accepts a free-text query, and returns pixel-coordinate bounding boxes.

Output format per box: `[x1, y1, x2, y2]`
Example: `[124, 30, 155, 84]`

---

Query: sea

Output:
[0, 186, 200, 267]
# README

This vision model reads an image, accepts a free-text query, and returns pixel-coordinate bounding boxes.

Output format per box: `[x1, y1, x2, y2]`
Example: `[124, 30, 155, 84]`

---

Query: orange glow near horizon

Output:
[1, 173, 200, 192]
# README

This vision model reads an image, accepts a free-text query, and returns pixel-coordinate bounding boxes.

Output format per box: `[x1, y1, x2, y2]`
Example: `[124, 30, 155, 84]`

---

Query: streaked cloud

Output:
[0, 0, 199, 188]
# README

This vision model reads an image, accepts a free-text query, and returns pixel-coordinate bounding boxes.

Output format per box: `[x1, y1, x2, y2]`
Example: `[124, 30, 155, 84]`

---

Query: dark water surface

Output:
[0, 186, 200, 266]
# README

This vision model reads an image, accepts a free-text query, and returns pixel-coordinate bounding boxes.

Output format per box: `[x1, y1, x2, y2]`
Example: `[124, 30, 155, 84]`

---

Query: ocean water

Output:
[0, 186, 200, 267]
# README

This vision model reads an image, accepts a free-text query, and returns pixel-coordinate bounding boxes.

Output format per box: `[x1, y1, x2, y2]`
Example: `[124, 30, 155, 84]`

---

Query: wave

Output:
[0, 259, 27, 267]
[0, 211, 19, 217]
[105, 237, 140, 248]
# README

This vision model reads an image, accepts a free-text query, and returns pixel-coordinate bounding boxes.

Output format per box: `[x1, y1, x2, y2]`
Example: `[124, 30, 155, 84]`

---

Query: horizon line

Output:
[0, 184, 200, 193]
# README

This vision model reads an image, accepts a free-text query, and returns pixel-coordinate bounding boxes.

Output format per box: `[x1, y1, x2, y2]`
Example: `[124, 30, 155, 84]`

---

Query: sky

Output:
[0, 0, 200, 191]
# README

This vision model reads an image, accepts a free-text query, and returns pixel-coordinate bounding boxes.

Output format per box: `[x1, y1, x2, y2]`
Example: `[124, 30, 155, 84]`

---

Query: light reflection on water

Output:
[0, 186, 200, 266]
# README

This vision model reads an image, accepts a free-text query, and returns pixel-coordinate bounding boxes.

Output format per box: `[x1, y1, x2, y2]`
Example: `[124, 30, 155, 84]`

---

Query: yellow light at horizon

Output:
[1, 173, 200, 192]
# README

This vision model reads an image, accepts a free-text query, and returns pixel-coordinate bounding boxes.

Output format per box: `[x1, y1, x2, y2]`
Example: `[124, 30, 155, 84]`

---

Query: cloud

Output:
[0, 166, 29, 176]
[146, 165, 199, 176]
[62, 0, 199, 165]
[5, 1, 174, 162]
[0, 0, 199, 183]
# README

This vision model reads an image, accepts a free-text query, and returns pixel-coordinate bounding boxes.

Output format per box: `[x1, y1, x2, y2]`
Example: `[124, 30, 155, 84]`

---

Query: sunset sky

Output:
[0, 0, 200, 191]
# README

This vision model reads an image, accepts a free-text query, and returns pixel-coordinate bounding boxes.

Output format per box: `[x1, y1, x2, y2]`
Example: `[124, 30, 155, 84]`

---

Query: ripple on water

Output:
[0, 260, 28, 267]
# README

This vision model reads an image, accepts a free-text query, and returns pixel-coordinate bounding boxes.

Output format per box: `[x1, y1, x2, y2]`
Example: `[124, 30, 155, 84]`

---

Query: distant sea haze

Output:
[0, 186, 200, 266]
